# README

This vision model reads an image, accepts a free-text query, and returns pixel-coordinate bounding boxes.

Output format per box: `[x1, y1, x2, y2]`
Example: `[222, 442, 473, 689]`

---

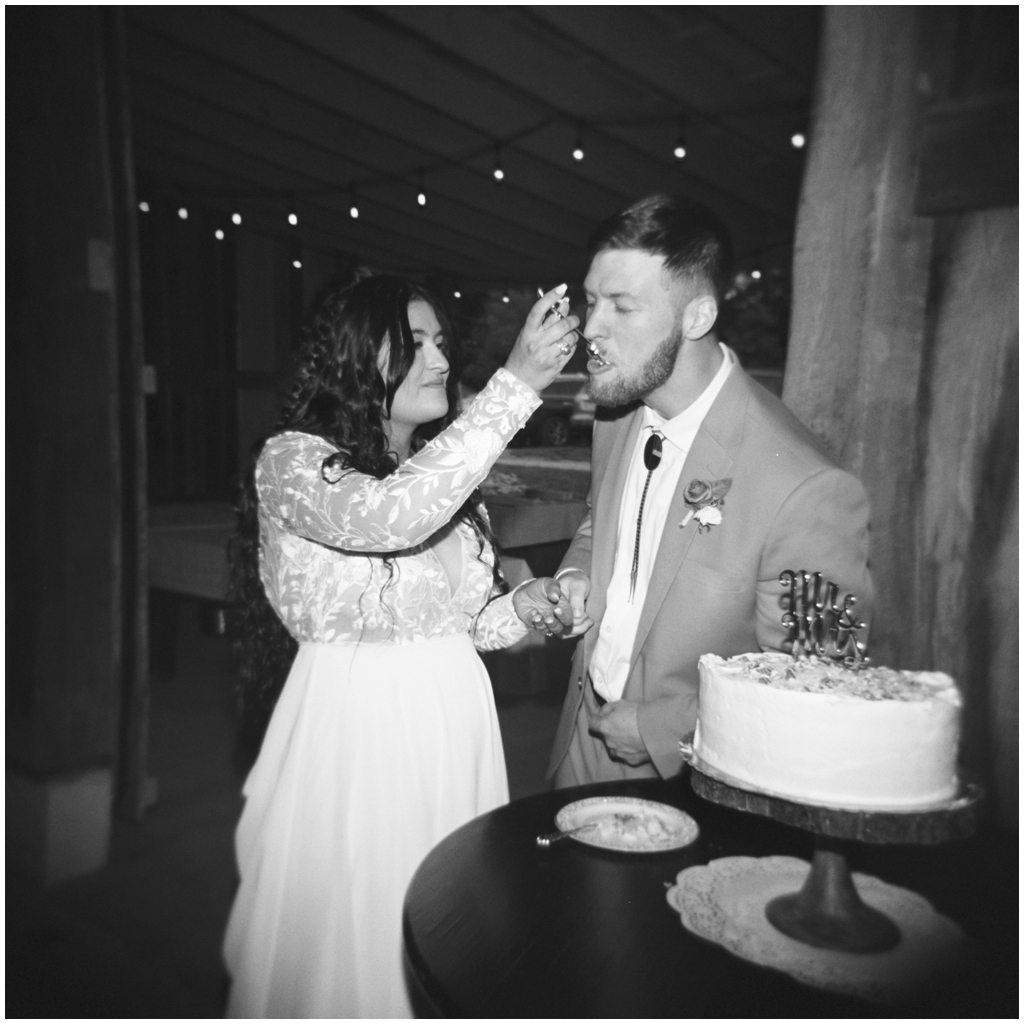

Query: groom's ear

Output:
[681, 293, 718, 340]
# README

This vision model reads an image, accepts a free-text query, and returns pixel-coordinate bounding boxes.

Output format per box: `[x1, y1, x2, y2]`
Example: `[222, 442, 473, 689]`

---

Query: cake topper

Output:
[779, 569, 867, 667]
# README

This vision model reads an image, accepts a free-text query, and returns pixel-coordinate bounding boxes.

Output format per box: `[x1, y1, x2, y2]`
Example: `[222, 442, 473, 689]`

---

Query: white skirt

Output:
[223, 633, 509, 1018]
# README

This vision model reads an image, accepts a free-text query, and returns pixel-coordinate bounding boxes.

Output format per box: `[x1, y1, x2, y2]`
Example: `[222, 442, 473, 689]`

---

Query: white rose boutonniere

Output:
[694, 505, 723, 528]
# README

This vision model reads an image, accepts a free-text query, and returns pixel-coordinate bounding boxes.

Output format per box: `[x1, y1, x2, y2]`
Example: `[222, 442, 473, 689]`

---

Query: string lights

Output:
[673, 116, 687, 160]
[145, 108, 808, 252]
[144, 111, 805, 291]
[572, 123, 584, 162]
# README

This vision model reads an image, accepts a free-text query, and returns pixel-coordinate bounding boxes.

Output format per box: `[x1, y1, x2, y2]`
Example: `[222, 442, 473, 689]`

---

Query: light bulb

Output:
[350, 205, 359, 219]
[214, 228, 224, 240]
[231, 212, 242, 225]
[453, 290, 461, 299]
[288, 212, 298, 226]
[417, 191, 426, 206]
[138, 201, 150, 213]
[673, 144, 686, 160]
[292, 259, 302, 269]
[493, 167, 504, 181]
[751, 269, 762, 280]
[178, 207, 188, 220]
[572, 146, 584, 161]
[791, 132, 806, 149]
[501, 293, 510, 304]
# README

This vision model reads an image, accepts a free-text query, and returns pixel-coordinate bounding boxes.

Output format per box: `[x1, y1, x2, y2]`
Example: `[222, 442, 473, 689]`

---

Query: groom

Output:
[547, 193, 872, 787]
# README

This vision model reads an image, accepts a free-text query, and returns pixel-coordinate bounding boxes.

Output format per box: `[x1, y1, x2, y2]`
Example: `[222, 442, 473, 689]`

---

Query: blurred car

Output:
[519, 373, 593, 446]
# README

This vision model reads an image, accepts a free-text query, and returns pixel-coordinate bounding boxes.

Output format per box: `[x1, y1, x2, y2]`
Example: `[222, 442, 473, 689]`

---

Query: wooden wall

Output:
[785, 7, 1018, 825]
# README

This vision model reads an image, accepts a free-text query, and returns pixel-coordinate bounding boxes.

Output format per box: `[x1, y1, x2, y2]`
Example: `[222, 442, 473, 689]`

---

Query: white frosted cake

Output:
[692, 652, 962, 810]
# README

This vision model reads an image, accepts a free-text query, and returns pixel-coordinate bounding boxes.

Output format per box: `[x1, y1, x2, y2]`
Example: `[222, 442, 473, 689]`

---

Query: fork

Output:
[535, 822, 599, 847]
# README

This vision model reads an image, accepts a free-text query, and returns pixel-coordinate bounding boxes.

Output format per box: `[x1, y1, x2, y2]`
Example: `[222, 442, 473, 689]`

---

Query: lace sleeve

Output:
[471, 591, 529, 651]
[256, 369, 540, 553]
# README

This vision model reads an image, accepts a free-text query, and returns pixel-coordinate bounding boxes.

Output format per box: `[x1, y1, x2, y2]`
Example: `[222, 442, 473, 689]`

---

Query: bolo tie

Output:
[628, 431, 663, 603]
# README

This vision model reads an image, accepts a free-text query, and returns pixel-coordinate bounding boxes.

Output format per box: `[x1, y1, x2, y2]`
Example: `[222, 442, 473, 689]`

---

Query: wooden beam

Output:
[915, 92, 1018, 215]
[786, 6, 1019, 823]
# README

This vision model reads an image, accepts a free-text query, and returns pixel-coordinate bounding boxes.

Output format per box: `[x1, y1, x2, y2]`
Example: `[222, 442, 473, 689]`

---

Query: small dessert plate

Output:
[554, 796, 699, 853]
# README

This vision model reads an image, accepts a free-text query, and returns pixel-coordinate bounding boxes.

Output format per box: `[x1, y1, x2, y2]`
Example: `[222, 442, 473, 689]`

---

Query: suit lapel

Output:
[626, 364, 751, 672]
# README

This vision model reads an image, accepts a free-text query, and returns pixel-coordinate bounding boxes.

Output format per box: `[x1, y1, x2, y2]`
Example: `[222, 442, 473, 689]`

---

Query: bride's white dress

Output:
[223, 369, 541, 1018]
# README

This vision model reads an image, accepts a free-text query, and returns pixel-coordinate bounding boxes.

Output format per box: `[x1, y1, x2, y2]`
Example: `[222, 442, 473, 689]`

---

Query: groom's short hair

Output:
[588, 193, 734, 301]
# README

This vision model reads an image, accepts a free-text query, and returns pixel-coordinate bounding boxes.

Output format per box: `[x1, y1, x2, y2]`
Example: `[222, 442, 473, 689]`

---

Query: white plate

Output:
[555, 796, 699, 853]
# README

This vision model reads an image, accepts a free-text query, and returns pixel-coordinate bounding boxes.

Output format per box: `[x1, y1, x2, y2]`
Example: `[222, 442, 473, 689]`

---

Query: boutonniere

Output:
[680, 478, 732, 532]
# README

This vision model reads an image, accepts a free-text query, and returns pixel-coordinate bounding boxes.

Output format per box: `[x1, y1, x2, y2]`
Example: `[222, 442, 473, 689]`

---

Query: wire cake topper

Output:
[780, 569, 867, 667]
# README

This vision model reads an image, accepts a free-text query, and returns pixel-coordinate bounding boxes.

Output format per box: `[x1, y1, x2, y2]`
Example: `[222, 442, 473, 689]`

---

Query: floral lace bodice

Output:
[256, 368, 541, 648]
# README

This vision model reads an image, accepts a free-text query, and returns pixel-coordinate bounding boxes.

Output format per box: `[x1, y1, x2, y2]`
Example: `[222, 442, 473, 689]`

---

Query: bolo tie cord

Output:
[628, 431, 663, 603]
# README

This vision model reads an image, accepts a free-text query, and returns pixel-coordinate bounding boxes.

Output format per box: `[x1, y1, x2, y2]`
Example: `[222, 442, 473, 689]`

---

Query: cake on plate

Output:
[691, 652, 962, 811]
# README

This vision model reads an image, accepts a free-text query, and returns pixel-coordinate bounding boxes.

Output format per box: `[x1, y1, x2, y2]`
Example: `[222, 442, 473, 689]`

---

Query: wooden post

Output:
[6, 9, 134, 878]
[99, 10, 153, 823]
[785, 8, 1018, 823]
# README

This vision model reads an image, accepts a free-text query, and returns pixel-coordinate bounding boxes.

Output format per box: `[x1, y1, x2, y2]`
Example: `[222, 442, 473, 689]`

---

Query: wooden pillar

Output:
[785, 7, 1018, 823]
[6, 9, 146, 879]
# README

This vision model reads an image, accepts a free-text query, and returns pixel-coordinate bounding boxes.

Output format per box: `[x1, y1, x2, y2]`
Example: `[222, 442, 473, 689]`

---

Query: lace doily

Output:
[666, 856, 969, 1004]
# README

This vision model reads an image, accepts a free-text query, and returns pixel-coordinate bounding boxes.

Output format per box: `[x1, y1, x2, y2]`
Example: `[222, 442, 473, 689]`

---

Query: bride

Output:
[223, 273, 582, 1017]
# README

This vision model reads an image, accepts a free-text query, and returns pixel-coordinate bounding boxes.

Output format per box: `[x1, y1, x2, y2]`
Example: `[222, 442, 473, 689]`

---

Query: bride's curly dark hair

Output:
[228, 272, 507, 713]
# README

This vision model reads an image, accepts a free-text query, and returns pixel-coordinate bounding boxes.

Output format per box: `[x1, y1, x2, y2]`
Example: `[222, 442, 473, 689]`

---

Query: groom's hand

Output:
[556, 569, 593, 637]
[589, 700, 651, 766]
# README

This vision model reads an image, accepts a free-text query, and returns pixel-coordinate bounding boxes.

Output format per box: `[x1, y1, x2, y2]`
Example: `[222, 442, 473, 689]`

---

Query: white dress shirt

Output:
[588, 344, 734, 702]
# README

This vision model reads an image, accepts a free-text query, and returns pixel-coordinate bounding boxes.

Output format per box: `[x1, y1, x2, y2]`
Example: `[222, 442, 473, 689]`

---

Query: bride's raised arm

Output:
[258, 283, 580, 553]
[257, 368, 539, 552]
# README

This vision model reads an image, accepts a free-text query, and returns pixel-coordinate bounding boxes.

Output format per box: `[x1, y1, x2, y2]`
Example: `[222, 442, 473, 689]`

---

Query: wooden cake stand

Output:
[689, 760, 983, 953]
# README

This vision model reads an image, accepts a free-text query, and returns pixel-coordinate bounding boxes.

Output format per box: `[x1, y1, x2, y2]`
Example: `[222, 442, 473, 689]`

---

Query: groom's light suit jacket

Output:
[548, 362, 873, 785]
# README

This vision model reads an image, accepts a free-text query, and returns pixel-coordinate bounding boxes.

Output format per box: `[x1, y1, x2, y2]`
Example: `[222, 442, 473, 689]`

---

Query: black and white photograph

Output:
[7, 6, 1017, 1018]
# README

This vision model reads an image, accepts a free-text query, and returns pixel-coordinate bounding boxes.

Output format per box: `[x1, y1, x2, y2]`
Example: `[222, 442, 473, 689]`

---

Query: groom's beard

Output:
[587, 324, 683, 408]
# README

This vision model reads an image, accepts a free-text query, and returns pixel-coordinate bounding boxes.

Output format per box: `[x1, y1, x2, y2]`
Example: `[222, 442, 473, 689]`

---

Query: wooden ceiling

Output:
[125, 6, 821, 288]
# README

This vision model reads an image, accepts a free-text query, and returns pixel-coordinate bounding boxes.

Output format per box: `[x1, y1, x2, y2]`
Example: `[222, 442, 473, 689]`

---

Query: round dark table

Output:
[403, 775, 1016, 1018]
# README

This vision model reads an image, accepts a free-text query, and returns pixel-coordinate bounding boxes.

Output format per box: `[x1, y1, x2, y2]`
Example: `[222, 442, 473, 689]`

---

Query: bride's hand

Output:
[512, 577, 575, 636]
[503, 284, 581, 394]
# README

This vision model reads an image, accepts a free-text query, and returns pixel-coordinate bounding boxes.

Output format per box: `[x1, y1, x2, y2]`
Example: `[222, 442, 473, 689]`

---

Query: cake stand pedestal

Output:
[689, 763, 982, 954]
